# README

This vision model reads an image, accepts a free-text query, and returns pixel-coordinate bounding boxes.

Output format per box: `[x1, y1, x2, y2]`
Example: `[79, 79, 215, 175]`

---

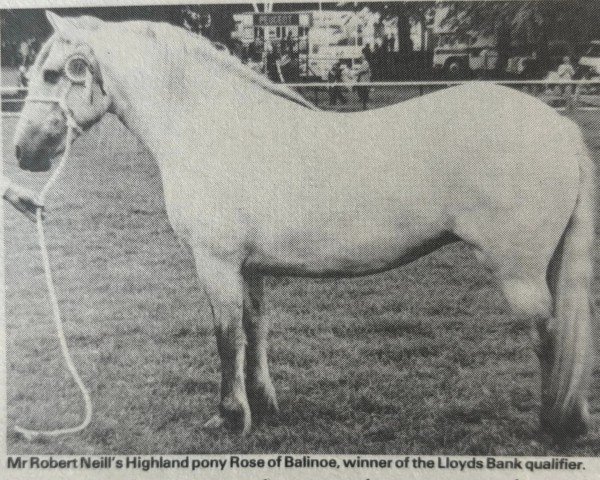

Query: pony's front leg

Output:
[243, 274, 279, 422]
[193, 252, 251, 434]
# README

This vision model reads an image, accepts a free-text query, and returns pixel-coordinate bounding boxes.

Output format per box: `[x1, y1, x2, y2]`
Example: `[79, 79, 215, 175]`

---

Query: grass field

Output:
[4, 103, 600, 456]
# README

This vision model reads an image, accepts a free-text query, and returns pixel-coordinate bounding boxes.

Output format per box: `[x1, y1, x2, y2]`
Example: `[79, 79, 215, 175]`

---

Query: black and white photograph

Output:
[2, 0, 600, 470]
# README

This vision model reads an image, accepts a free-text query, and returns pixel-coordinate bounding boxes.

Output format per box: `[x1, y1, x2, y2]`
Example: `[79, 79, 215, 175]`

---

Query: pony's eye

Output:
[65, 57, 89, 83]
[43, 70, 61, 84]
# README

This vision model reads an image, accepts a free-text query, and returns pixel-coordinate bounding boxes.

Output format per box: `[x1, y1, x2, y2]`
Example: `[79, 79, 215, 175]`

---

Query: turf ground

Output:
[3, 100, 600, 456]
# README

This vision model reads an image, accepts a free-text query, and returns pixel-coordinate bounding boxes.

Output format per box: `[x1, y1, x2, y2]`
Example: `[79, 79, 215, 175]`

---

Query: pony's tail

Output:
[545, 148, 596, 436]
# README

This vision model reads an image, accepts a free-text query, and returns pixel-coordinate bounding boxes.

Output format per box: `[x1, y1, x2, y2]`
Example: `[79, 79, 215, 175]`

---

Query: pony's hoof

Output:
[540, 401, 591, 439]
[541, 417, 589, 438]
[220, 395, 251, 435]
[248, 383, 279, 422]
[203, 414, 226, 430]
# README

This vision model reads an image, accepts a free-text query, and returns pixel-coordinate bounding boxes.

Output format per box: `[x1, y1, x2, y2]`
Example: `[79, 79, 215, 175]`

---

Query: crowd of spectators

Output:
[234, 34, 303, 82]
[361, 34, 404, 81]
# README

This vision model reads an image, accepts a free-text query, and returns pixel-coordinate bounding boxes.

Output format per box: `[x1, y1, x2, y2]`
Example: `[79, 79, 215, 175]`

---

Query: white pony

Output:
[14, 12, 595, 437]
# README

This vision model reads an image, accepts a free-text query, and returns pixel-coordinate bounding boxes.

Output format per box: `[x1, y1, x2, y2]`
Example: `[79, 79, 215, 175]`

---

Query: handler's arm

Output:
[0, 176, 11, 197]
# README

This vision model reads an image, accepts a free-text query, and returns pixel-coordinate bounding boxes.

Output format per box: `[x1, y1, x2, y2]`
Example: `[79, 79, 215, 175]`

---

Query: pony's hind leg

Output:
[193, 252, 251, 434]
[243, 274, 279, 422]
[454, 174, 593, 438]
[498, 275, 575, 433]
[482, 243, 591, 437]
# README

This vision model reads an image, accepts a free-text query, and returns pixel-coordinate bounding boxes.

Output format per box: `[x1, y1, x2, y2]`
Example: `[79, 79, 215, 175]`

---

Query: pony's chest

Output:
[161, 182, 247, 253]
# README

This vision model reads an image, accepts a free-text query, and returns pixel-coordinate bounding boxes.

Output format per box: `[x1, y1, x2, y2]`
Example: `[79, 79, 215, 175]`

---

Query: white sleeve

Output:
[0, 176, 11, 197]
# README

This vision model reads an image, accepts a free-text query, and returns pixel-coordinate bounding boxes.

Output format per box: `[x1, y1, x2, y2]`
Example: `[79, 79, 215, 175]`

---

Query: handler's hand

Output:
[4, 185, 44, 222]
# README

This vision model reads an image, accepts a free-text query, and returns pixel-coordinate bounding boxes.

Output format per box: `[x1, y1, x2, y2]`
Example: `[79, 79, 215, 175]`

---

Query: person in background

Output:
[18, 40, 29, 67]
[265, 43, 280, 82]
[340, 62, 354, 85]
[284, 31, 294, 57]
[387, 34, 396, 53]
[557, 56, 576, 94]
[27, 38, 39, 65]
[381, 35, 389, 54]
[0, 177, 43, 222]
[362, 44, 372, 65]
[354, 57, 371, 110]
[248, 40, 257, 62]
[328, 61, 347, 106]
[371, 39, 384, 81]
[521, 51, 542, 94]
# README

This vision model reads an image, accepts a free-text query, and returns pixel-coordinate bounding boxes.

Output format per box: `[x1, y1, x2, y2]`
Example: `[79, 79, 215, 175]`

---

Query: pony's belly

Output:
[245, 228, 457, 278]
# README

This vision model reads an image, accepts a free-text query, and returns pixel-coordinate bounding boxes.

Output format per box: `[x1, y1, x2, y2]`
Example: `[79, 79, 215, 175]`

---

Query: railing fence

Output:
[3, 80, 600, 118]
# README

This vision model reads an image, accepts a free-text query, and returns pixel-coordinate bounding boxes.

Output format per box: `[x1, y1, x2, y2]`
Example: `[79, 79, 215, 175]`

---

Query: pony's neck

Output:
[88, 22, 314, 174]
[93, 29, 257, 156]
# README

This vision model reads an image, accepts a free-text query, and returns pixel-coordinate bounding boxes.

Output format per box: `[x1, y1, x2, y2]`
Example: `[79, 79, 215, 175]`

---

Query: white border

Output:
[1, 1, 599, 479]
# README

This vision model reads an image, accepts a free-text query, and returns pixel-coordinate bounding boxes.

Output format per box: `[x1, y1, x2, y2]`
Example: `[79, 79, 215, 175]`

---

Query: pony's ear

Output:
[45, 11, 70, 33]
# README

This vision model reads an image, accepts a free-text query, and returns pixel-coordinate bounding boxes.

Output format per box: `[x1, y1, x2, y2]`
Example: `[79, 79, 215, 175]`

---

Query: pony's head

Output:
[14, 12, 111, 172]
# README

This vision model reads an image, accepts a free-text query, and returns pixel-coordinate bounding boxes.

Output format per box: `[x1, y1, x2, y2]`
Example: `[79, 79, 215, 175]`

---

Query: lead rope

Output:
[14, 99, 93, 440]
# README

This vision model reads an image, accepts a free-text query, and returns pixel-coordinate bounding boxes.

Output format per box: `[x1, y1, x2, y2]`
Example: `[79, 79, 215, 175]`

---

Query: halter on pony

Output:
[14, 54, 95, 440]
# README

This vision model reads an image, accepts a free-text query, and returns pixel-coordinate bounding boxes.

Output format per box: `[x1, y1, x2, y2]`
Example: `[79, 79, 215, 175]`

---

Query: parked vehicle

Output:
[578, 40, 600, 77]
[307, 44, 365, 80]
[433, 32, 498, 78]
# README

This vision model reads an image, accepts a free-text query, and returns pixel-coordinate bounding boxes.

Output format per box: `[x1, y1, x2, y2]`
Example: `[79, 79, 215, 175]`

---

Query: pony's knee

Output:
[501, 278, 552, 319]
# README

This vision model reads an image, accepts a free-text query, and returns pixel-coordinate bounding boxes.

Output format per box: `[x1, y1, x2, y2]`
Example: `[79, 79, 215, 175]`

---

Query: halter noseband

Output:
[24, 95, 83, 136]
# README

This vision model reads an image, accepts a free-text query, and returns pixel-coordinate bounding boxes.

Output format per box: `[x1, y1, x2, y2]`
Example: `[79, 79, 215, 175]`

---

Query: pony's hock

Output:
[12, 11, 596, 438]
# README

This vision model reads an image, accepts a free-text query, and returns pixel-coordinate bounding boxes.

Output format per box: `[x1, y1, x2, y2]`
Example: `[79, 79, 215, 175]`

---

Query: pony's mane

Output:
[110, 19, 317, 110]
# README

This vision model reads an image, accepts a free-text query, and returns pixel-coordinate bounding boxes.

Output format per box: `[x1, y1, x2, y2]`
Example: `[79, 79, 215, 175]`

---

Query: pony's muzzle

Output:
[15, 122, 66, 172]
[15, 139, 52, 172]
